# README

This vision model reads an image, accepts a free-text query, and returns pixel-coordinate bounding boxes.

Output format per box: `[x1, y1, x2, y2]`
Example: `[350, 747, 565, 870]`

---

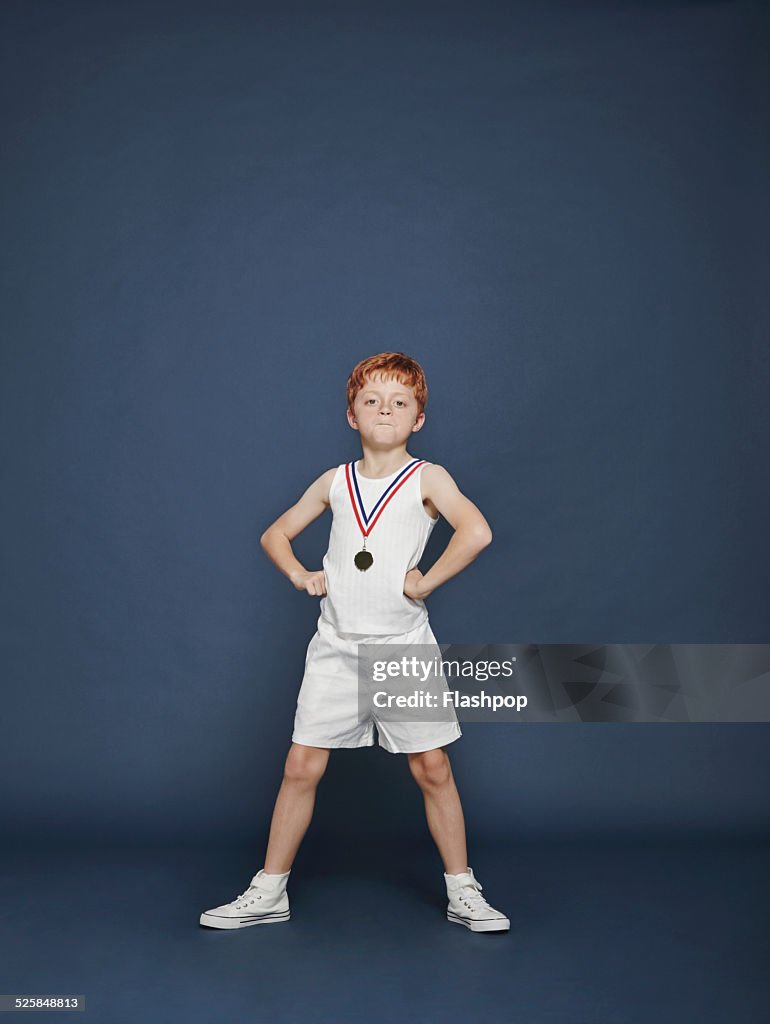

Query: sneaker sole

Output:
[199, 910, 290, 929]
[447, 911, 510, 933]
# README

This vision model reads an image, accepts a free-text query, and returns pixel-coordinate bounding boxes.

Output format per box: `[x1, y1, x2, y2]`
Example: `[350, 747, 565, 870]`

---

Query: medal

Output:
[345, 458, 426, 572]
[354, 541, 374, 572]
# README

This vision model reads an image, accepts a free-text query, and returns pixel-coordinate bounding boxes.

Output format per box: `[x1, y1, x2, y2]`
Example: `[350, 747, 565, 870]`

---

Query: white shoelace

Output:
[455, 884, 491, 911]
[233, 885, 267, 908]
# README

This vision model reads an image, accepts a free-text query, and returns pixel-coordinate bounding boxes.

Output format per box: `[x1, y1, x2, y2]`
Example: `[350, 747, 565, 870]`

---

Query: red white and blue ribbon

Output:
[345, 458, 425, 538]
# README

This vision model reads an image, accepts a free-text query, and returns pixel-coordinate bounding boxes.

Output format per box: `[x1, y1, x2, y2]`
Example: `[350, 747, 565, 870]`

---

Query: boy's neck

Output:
[356, 446, 414, 479]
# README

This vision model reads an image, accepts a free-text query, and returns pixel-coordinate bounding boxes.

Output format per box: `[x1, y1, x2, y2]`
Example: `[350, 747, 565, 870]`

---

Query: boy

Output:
[200, 352, 509, 933]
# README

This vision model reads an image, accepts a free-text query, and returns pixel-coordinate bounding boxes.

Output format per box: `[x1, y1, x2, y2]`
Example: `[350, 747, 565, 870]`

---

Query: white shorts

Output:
[292, 614, 462, 754]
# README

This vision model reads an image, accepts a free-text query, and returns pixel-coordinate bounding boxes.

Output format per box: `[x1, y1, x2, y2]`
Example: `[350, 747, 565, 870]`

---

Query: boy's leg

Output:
[263, 742, 330, 873]
[408, 746, 510, 931]
[407, 747, 468, 875]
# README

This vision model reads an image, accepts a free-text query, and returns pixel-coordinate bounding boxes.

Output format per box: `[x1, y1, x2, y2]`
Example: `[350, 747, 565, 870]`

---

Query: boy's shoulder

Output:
[318, 465, 340, 505]
[419, 463, 463, 507]
[419, 461, 452, 484]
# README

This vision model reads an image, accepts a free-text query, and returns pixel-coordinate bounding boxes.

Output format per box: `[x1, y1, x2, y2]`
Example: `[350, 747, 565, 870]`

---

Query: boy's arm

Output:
[260, 467, 337, 593]
[411, 464, 493, 599]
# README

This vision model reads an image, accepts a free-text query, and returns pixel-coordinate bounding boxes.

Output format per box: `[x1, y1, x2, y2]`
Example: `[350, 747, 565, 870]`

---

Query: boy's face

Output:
[347, 374, 425, 447]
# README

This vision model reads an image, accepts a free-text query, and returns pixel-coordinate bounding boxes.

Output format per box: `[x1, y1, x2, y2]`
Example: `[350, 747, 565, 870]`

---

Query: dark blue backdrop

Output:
[1, 8, 769, 1022]
[2, 0, 768, 849]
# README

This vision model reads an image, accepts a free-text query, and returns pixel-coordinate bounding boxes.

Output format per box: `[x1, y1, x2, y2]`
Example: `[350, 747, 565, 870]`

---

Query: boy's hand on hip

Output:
[403, 568, 427, 600]
[290, 569, 327, 596]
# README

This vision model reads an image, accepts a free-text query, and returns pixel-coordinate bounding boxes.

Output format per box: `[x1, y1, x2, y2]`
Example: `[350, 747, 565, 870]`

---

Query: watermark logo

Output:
[356, 643, 770, 723]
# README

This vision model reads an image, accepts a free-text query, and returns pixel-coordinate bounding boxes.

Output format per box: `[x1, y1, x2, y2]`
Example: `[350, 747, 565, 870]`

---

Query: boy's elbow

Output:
[261, 526, 289, 550]
[472, 524, 493, 549]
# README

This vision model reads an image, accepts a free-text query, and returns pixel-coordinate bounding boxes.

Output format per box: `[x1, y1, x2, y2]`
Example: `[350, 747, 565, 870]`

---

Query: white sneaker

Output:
[199, 869, 291, 929]
[445, 867, 510, 932]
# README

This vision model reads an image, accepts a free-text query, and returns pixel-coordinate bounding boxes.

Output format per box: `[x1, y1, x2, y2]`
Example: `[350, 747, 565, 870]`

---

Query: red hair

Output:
[346, 352, 428, 416]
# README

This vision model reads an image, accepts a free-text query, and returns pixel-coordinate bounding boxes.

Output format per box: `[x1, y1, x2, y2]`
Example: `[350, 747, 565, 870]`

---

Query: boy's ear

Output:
[411, 411, 426, 432]
[346, 407, 359, 430]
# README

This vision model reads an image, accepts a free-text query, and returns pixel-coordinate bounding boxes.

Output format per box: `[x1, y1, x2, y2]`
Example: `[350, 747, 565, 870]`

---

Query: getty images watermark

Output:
[356, 643, 770, 723]
[369, 650, 526, 713]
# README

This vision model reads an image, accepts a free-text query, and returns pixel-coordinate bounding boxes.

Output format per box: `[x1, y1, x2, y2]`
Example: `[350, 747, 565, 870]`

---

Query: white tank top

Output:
[318, 457, 439, 635]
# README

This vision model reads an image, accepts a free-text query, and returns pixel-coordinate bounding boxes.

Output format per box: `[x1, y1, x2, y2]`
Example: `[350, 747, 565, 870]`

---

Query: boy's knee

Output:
[284, 744, 328, 786]
[408, 748, 451, 789]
